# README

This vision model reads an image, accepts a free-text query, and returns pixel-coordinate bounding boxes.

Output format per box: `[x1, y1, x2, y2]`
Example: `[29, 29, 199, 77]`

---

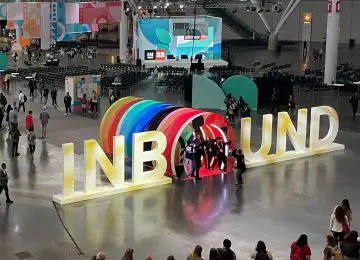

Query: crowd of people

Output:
[224, 94, 251, 125]
[88, 199, 359, 260]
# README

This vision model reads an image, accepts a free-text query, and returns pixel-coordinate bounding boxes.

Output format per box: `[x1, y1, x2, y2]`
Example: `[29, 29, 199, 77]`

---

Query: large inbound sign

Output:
[53, 101, 344, 205]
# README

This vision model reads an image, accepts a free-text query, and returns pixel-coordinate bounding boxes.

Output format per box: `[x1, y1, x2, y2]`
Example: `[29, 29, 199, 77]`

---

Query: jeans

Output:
[41, 123, 47, 138]
[234, 168, 246, 184]
[12, 141, 18, 156]
[29, 144, 35, 154]
[52, 97, 57, 106]
[65, 104, 71, 114]
[190, 159, 200, 178]
[0, 185, 11, 201]
[18, 102, 25, 112]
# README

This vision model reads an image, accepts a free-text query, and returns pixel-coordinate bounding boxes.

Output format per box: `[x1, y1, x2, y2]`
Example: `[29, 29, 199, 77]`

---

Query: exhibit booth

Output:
[136, 16, 228, 68]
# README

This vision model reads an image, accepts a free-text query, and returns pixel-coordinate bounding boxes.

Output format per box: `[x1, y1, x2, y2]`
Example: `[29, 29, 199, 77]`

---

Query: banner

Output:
[65, 3, 79, 24]
[41, 3, 51, 49]
[7, 3, 23, 21]
[79, 1, 121, 24]
[0, 4, 7, 20]
[23, 3, 41, 38]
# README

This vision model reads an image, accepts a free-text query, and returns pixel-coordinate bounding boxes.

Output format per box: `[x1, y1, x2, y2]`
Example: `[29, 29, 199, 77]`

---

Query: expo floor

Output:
[1, 44, 360, 260]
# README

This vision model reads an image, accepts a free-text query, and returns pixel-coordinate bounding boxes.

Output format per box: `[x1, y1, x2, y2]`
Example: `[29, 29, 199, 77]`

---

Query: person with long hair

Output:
[121, 248, 134, 260]
[251, 241, 273, 260]
[209, 248, 220, 260]
[341, 199, 352, 225]
[187, 245, 204, 260]
[323, 235, 342, 260]
[341, 231, 360, 260]
[330, 206, 350, 243]
[290, 234, 311, 260]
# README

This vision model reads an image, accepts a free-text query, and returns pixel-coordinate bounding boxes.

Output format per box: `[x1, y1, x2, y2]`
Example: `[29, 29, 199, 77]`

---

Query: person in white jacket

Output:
[329, 205, 350, 243]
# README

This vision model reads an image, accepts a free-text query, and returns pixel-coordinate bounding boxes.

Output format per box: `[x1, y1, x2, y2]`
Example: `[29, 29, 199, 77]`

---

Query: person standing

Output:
[5, 74, 10, 90]
[251, 241, 273, 260]
[232, 149, 246, 186]
[349, 92, 359, 119]
[341, 231, 360, 260]
[0, 163, 13, 203]
[39, 106, 50, 138]
[27, 127, 36, 157]
[91, 90, 98, 113]
[109, 88, 115, 106]
[64, 92, 72, 115]
[18, 90, 26, 112]
[329, 206, 350, 244]
[81, 94, 87, 114]
[29, 79, 35, 101]
[43, 86, 49, 106]
[25, 110, 34, 131]
[11, 125, 21, 157]
[27, 47, 32, 61]
[227, 101, 236, 125]
[341, 199, 352, 227]
[216, 137, 227, 172]
[50, 87, 57, 107]
[190, 133, 203, 180]
[187, 245, 203, 260]
[290, 234, 311, 260]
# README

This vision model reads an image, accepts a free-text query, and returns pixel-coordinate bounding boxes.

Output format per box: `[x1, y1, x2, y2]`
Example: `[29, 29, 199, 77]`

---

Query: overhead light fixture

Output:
[154, 5, 157, 9]
[126, 7, 130, 12]
[180, 4, 184, 9]
[246, 6, 250, 12]
[138, 6, 142, 9]
[165, 2, 170, 6]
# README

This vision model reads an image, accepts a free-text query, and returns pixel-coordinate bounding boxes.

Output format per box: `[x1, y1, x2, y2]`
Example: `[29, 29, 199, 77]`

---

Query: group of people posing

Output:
[184, 133, 246, 185]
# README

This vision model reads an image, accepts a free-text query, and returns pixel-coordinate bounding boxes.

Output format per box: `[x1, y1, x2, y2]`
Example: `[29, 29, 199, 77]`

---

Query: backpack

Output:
[24, 95, 28, 102]
[290, 245, 302, 260]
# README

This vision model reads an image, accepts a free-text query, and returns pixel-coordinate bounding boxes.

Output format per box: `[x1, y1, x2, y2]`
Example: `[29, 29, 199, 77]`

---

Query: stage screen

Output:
[137, 16, 222, 60]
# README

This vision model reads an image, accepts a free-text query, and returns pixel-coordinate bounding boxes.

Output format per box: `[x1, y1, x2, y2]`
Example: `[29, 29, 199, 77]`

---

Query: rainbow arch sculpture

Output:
[100, 97, 236, 177]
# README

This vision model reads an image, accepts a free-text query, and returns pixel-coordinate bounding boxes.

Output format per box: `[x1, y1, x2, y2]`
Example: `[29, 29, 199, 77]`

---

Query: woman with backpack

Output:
[290, 234, 312, 260]
[251, 241, 273, 260]
[341, 231, 360, 260]
[323, 235, 342, 260]
[330, 206, 350, 244]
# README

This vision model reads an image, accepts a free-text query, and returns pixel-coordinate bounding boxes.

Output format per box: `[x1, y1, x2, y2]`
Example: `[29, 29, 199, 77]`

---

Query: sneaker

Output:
[6, 200, 13, 203]
[15, 153, 20, 156]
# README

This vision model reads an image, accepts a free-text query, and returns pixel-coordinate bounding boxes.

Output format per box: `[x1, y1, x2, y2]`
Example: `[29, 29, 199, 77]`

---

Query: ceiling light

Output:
[165, 2, 170, 6]
[246, 6, 250, 12]
[138, 6, 142, 9]
[180, 4, 184, 8]
[154, 5, 157, 9]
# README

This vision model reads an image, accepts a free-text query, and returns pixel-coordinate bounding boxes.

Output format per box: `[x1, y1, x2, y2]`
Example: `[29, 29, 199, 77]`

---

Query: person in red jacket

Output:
[25, 110, 34, 131]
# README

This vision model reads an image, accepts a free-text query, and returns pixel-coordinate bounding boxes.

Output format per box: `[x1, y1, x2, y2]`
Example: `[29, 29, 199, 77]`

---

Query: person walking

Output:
[349, 92, 359, 119]
[290, 234, 311, 260]
[50, 87, 57, 107]
[8, 103, 18, 130]
[25, 110, 34, 131]
[232, 149, 246, 186]
[190, 133, 204, 180]
[187, 245, 204, 260]
[5, 104, 12, 129]
[11, 125, 21, 157]
[64, 92, 72, 115]
[39, 106, 50, 139]
[43, 86, 49, 106]
[0, 93, 7, 108]
[330, 206, 350, 244]
[0, 163, 13, 204]
[5, 74, 10, 90]
[27, 127, 36, 157]
[18, 90, 26, 112]
[108, 88, 115, 106]
[90, 90, 98, 113]
[251, 241, 273, 260]
[217, 239, 236, 260]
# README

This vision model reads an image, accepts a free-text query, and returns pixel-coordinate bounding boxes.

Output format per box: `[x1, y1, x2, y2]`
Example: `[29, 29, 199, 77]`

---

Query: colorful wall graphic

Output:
[7, 3, 23, 21]
[23, 3, 41, 38]
[100, 97, 235, 177]
[79, 2, 121, 24]
[137, 16, 222, 60]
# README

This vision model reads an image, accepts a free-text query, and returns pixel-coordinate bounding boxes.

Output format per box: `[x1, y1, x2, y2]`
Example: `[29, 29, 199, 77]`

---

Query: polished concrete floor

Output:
[1, 44, 360, 260]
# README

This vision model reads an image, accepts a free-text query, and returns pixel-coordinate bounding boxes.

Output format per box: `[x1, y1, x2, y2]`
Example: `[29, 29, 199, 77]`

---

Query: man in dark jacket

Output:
[0, 163, 13, 203]
[190, 133, 204, 180]
[51, 88, 58, 107]
[232, 149, 246, 186]
[64, 92, 72, 115]
[217, 239, 236, 260]
[11, 125, 21, 157]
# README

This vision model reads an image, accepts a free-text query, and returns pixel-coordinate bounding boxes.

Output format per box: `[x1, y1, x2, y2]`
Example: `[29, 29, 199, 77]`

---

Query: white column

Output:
[119, 4, 128, 62]
[324, 0, 340, 85]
